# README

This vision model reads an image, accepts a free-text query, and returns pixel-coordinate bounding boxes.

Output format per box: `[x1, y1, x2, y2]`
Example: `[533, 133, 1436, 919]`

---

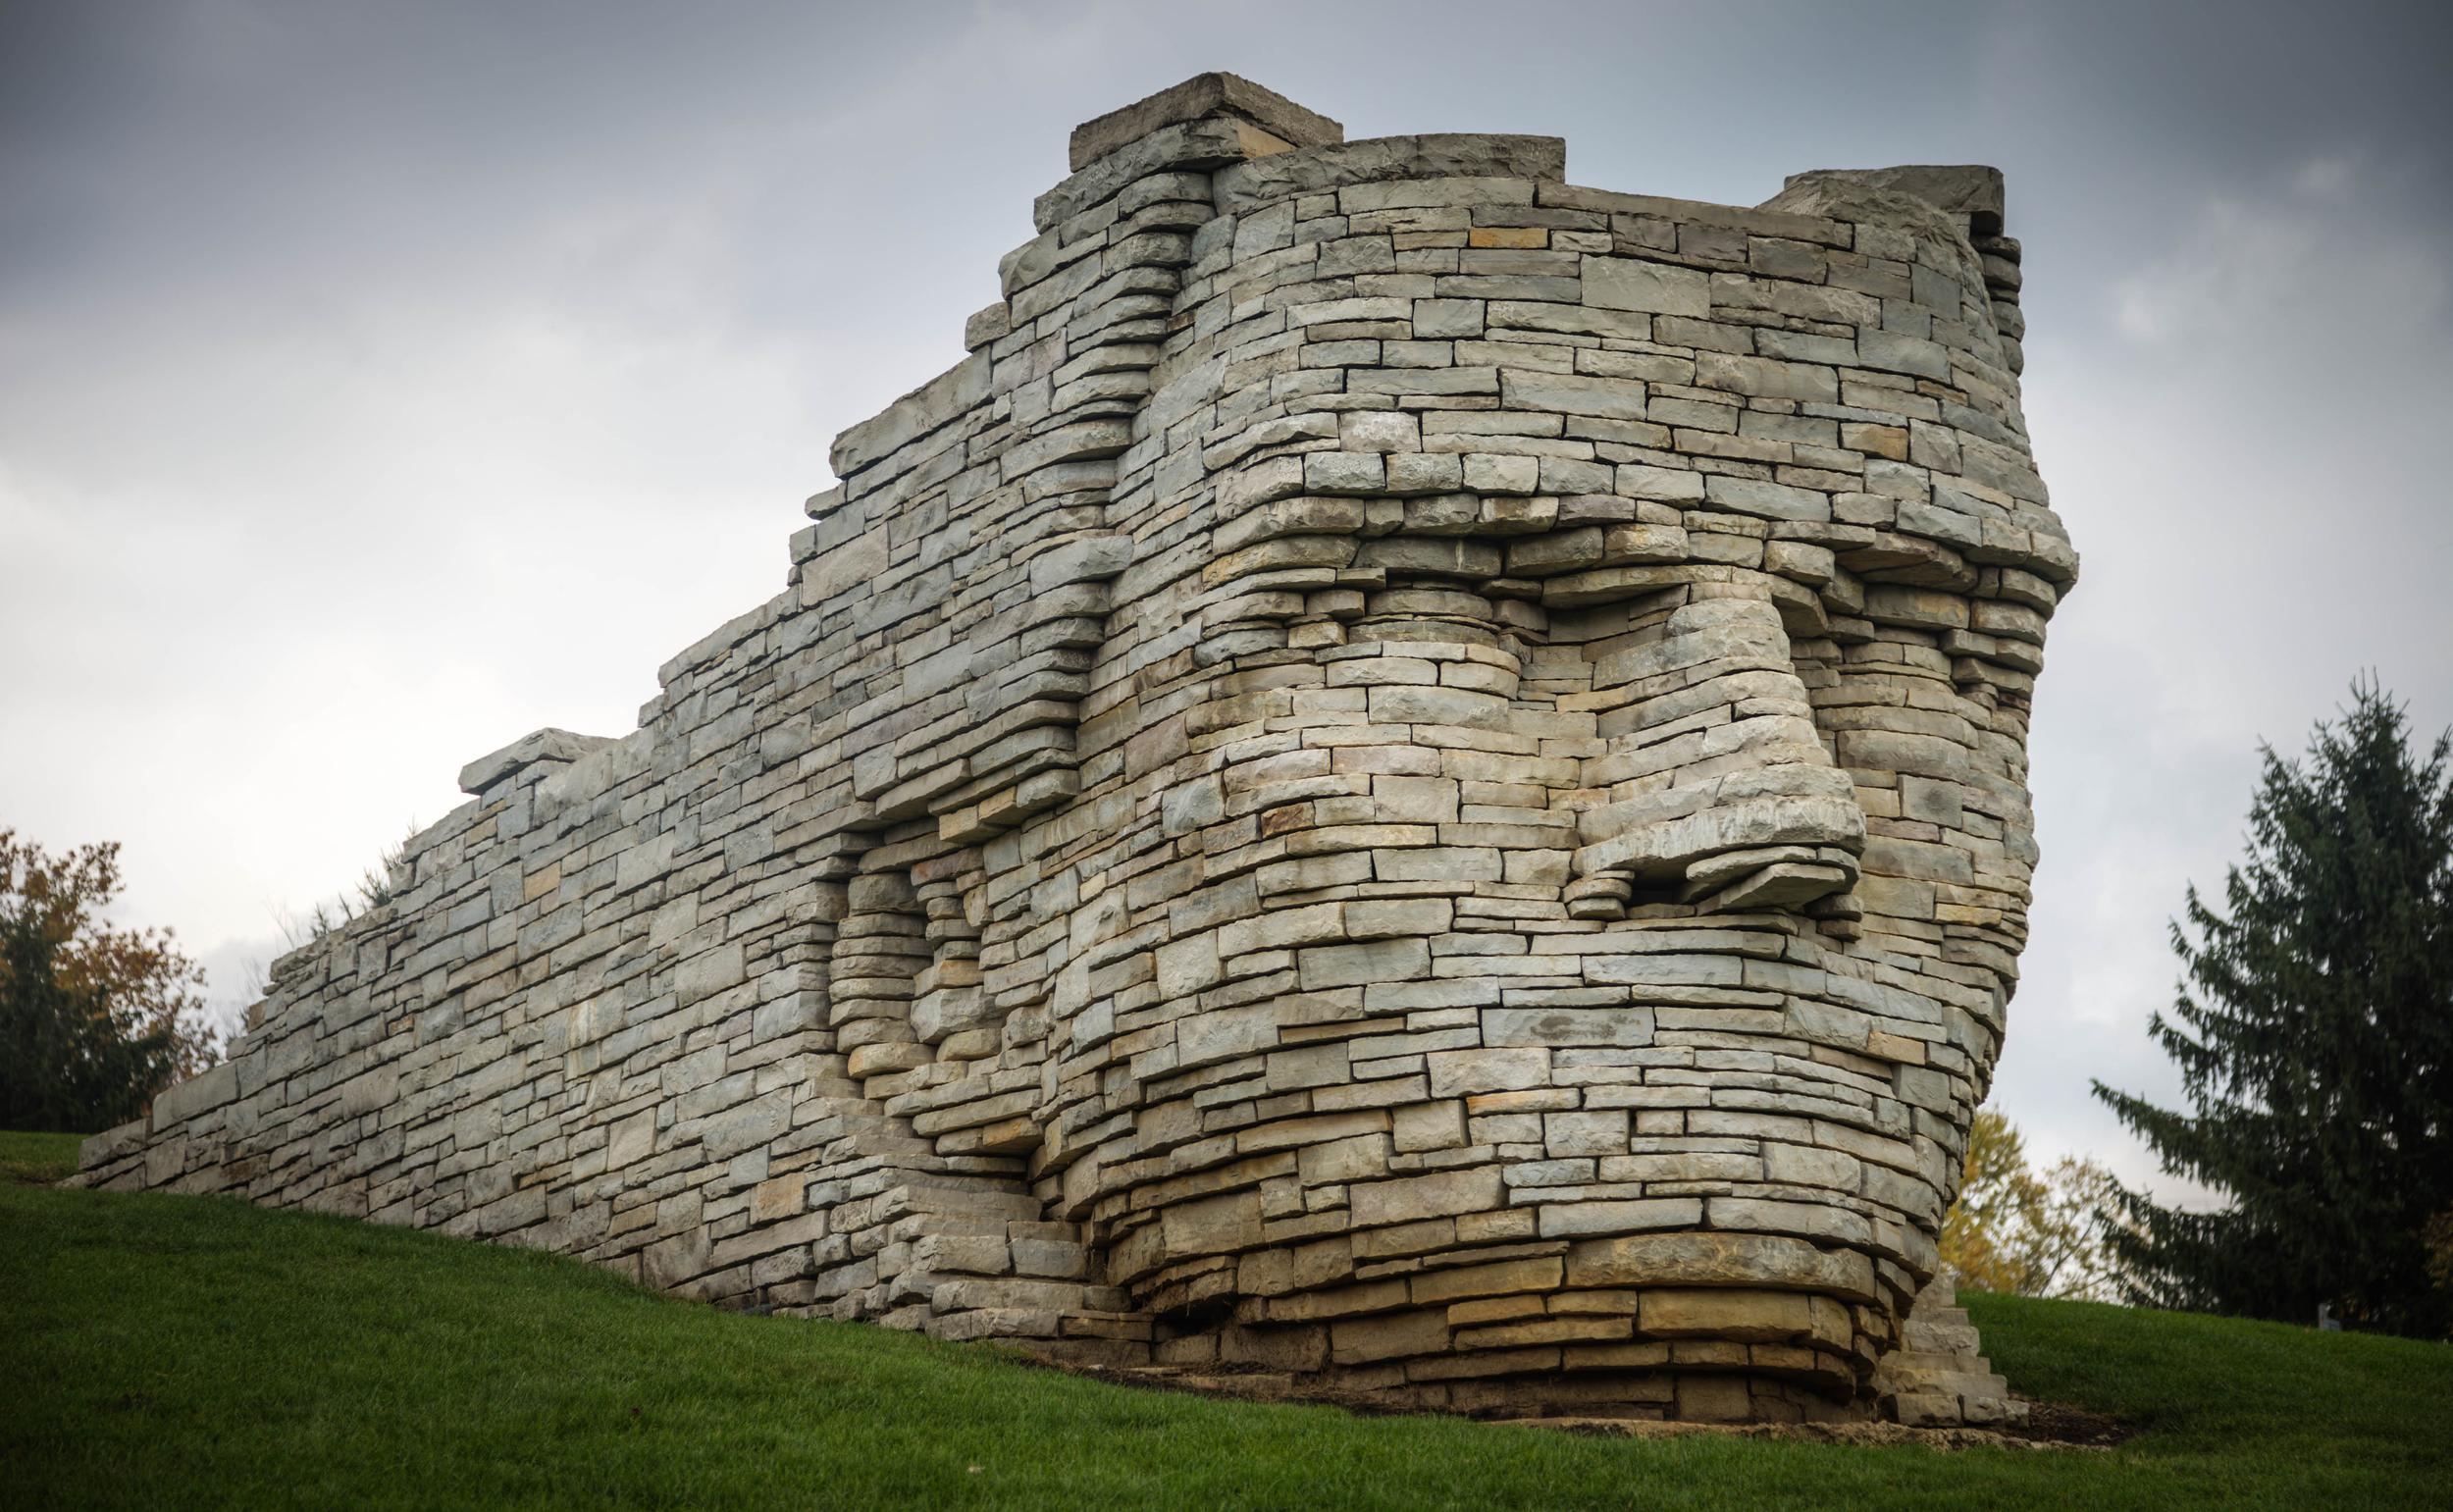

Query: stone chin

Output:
[78, 74, 2072, 1427]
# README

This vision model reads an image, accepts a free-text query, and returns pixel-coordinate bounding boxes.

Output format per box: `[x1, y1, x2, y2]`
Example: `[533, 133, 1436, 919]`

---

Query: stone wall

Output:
[78, 74, 2075, 1425]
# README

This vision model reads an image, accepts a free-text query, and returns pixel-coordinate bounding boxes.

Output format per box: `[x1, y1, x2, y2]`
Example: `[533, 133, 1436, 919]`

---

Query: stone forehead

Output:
[79, 76, 2068, 1432]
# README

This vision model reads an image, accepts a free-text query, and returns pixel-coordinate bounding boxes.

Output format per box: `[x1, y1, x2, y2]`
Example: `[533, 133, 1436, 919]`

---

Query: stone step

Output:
[1878, 1347, 1993, 1372]
[1903, 1319, 1982, 1354]
[1880, 1366, 2011, 1400]
[1888, 1391, 1965, 1429]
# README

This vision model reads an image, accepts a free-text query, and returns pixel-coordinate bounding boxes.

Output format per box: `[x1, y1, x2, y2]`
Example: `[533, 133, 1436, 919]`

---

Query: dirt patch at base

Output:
[1026, 1356, 2132, 1452]
[1523, 1407, 2128, 1452]
[2004, 1398, 2134, 1448]
[1039, 1360, 1440, 1420]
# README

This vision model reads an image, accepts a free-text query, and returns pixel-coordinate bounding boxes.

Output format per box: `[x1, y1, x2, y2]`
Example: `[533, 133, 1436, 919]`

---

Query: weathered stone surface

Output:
[1769, 164, 2007, 236]
[1069, 72, 1343, 171]
[455, 727, 614, 796]
[1583, 255, 1708, 317]
[80, 75, 2070, 1430]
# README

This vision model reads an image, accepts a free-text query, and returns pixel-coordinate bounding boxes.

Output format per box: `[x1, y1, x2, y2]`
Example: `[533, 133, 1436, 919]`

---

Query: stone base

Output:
[1019, 1347, 1876, 1424]
[1018, 1282, 2027, 1428]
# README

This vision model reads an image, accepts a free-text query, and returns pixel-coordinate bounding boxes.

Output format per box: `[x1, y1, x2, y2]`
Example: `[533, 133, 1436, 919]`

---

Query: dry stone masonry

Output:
[79, 75, 2074, 1426]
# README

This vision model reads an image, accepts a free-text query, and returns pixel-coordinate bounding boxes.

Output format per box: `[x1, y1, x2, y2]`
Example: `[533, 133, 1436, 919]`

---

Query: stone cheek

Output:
[77, 76, 2072, 1427]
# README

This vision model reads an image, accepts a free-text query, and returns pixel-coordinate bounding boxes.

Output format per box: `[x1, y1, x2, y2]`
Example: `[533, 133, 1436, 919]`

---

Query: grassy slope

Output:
[0, 1129, 85, 1185]
[2, 1180, 2446, 1511]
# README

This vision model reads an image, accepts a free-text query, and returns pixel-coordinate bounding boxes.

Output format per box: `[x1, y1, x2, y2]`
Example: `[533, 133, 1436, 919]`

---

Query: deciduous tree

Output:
[1941, 1109, 2124, 1301]
[0, 830, 218, 1133]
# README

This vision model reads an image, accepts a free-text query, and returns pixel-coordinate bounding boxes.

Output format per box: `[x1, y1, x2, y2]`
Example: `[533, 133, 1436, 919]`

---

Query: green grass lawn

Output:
[3, 1175, 2447, 1510]
[0, 1129, 85, 1185]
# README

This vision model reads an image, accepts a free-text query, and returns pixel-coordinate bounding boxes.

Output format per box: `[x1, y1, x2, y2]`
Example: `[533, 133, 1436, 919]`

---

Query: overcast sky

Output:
[4, 0, 2447, 1193]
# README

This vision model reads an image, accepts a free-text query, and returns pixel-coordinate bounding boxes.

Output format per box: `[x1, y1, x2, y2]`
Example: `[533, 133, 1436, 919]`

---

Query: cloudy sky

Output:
[4, 0, 2447, 1192]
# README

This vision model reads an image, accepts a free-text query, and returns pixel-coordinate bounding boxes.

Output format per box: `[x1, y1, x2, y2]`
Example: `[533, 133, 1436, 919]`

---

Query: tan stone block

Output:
[1865, 1028, 1928, 1065]
[1455, 1208, 1540, 1244]
[1345, 897, 1454, 938]
[1543, 1109, 1630, 1157]
[1292, 1234, 1354, 1290]
[1257, 1277, 1409, 1325]
[1404, 1345, 1562, 1382]
[1447, 1294, 1545, 1327]
[1466, 1089, 1576, 1114]
[1639, 1287, 1814, 1342]
[1297, 937, 1431, 991]
[1707, 1196, 1872, 1247]
[1161, 1188, 1264, 1256]
[1456, 1315, 1630, 1350]
[1560, 1339, 1674, 1373]
[1234, 1109, 1390, 1157]
[1548, 1287, 1644, 1316]
[1763, 1142, 1860, 1189]
[1349, 1167, 1502, 1227]
[1427, 1048, 1548, 1097]
[847, 1042, 929, 1078]
[1536, 1198, 1701, 1237]
[1564, 1230, 1878, 1304]
[1296, 1133, 1390, 1186]
[750, 1173, 808, 1224]
[605, 1109, 657, 1170]
[1330, 1307, 1450, 1365]
[1392, 1100, 1467, 1153]
[1410, 1255, 1563, 1305]
[1842, 421, 1909, 460]
[1219, 1323, 1329, 1373]
[1675, 1374, 1755, 1422]
[1352, 1215, 1456, 1260]
[1583, 254, 1707, 316]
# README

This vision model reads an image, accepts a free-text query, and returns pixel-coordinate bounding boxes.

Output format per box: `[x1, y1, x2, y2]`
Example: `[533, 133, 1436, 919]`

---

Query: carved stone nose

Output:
[1572, 592, 1864, 916]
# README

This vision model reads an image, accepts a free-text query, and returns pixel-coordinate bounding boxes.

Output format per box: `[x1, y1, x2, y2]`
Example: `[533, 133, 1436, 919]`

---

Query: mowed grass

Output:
[0, 1129, 85, 1185]
[3, 1178, 2448, 1510]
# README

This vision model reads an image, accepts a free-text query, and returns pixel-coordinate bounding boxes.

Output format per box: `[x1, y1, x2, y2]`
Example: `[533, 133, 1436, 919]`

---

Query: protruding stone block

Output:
[456, 728, 614, 796]
[1068, 72, 1343, 171]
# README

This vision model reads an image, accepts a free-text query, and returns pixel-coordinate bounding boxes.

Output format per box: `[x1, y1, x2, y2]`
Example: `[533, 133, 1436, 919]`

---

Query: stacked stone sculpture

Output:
[78, 75, 2075, 1425]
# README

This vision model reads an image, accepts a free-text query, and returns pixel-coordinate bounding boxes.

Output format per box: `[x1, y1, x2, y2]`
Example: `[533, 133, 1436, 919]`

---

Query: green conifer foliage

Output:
[2095, 682, 2453, 1336]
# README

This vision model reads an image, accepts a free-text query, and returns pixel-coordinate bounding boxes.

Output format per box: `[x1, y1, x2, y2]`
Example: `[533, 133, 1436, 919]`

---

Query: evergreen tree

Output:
[2093, 681, 2453, 1336]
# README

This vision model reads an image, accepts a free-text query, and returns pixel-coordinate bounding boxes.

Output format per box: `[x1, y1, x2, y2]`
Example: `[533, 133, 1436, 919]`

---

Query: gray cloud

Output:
[5, 0, 2446, 1193]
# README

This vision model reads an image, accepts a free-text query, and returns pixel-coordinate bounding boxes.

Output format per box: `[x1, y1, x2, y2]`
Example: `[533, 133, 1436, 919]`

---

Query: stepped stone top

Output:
[1069, 72, 1346, 170]
[1773, 165, 2007, 237]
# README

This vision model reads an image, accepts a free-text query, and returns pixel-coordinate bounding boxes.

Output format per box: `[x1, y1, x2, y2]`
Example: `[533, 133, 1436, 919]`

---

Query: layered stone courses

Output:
[78, 75, 2073, 1425]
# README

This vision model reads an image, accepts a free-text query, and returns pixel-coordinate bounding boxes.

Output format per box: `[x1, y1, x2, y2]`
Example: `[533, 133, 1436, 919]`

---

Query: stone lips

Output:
[78, 75, 2071, 1426]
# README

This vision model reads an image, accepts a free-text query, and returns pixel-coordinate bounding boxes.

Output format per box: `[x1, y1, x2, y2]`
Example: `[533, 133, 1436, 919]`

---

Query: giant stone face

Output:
[82, 77, 2073, 1425]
